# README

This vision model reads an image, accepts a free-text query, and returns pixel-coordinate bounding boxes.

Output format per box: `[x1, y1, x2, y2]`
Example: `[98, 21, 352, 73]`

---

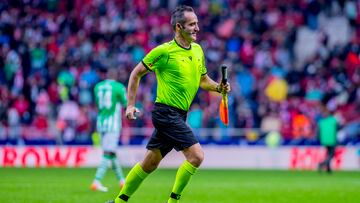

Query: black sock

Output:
[170, 192, 181, 200]
[119, 194, 129, 202]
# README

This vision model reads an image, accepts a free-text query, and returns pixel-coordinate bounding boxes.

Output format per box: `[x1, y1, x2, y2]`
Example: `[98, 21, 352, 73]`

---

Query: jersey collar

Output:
[174, 38, 191, 50]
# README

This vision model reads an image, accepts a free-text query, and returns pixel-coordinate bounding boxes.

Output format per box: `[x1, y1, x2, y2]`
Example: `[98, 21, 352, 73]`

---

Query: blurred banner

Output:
[1, 146, 359, 170]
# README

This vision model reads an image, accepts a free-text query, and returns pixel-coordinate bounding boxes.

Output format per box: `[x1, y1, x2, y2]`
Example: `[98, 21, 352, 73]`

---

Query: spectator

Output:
[57, 97, 80, 143]
[317, 106, 339, 173]
[0, 0, 358, 145]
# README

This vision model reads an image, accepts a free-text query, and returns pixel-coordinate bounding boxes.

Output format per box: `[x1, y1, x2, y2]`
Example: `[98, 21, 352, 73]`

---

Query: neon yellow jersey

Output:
[142, 39, 207, 111]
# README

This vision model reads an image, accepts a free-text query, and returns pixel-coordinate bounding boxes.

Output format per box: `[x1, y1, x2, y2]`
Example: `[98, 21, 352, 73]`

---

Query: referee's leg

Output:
[140, 149, 163, 172]
[168, 144, 204, 203]
[182, 143, 204, 167]
[114, 149, 163, 202]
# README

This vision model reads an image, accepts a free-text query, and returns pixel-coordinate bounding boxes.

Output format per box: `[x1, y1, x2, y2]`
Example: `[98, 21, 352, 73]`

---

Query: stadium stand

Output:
[0, 0, 359, 146]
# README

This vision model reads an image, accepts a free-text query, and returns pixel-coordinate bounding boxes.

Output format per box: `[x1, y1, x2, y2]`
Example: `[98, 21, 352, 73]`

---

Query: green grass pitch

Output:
[0, 168, 359, 203]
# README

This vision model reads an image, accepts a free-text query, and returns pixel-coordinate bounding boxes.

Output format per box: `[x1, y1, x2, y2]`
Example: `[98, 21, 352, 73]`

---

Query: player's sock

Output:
[110, 155, 126, 183]
[114, 163, 149, 202]
[94, 154, 111, 181]
[168, 160, 198, 203]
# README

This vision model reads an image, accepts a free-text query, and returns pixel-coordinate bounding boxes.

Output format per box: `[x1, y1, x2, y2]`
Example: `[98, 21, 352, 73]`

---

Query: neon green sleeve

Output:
[142, 44, 168, 71]
[200, 49, 207, 75]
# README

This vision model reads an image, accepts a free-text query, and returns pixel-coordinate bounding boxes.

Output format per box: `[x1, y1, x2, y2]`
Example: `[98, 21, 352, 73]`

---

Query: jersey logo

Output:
[152, 55, 162, 65]
[188, 56, 192, 61]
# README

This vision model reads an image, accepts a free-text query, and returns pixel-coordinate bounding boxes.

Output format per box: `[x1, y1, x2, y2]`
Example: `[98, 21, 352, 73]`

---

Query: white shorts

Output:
[101, 132, 120, 152]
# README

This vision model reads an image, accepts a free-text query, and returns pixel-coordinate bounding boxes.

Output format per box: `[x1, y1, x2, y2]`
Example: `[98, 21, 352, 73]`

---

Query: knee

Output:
[141, 159, 160, 173]
[139, 150, 163, 173]
[188, 151, 204, 167]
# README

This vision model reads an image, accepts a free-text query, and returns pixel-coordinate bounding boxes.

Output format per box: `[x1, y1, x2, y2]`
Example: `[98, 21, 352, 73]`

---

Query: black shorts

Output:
[146, 103, 199, 157]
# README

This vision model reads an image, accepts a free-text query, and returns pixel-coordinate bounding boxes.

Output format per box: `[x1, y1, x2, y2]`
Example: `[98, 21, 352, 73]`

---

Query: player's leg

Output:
[105, 132, 126, 187]
[109, 152, 126, 187]
[114, 149, 163, 203]
[168, 143, 204, 203]
[318, 145, 330, 172]
[325, 146, 335, 173]
[91, 151, 111, 192]
[317, 148, 326, 172]
[91, 132, 112, 192]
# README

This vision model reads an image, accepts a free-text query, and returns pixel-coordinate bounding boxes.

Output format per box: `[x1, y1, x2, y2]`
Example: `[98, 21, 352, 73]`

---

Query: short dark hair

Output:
[170, 5, 194, 30]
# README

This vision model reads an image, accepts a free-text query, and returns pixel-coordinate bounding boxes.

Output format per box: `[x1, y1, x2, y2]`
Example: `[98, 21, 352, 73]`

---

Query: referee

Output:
[111, 5, 230, 203]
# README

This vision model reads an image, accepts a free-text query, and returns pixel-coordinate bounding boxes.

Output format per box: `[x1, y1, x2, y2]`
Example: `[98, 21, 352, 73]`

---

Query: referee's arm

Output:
[126, 62, 150, 119]
[200, 74, 231, 94]
[199, 74, 220, 92]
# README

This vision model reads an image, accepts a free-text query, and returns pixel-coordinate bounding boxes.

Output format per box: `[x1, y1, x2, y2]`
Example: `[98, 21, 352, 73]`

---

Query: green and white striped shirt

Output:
[94, 79, 127, 133]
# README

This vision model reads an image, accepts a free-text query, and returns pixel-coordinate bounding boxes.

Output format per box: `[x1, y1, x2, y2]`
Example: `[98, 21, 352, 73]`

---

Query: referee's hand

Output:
[126, 106, 140, 120]
[218, 82, 231, 94]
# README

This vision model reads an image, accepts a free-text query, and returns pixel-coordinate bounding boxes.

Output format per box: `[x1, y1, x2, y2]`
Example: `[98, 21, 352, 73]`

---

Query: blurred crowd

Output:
[0, 0, 359, 145]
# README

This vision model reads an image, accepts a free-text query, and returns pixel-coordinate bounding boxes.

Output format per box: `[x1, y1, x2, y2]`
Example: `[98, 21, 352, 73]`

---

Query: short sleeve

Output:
[142, 44, 168, 71]
[200, 48, 207, 75]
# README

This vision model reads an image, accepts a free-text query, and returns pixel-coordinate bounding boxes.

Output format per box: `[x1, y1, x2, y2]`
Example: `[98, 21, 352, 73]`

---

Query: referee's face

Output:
[180, 11, 199, 43]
